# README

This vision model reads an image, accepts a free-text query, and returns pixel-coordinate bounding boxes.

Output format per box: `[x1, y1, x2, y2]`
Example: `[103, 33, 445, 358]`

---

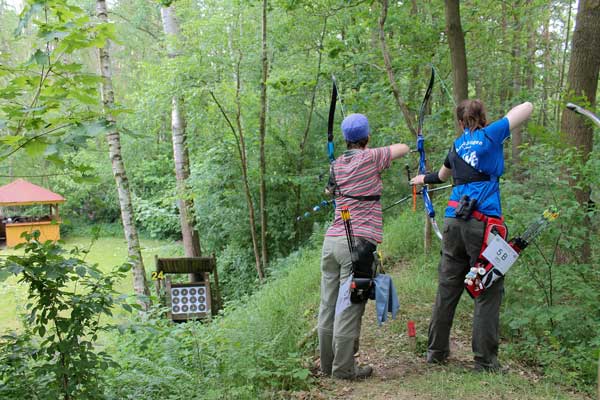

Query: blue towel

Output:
[373, 274, 399, 325]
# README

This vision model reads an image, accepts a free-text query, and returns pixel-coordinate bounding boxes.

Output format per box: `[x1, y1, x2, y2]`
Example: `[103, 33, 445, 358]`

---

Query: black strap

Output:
[447, 145, 495, 186]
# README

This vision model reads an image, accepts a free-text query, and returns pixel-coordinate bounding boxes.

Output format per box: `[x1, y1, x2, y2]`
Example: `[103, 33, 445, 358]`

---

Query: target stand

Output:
[154, 256, 221, 321]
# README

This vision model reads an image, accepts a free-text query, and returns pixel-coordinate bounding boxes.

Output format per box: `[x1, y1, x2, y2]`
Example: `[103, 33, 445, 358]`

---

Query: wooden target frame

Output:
[154, 256, 220, 321]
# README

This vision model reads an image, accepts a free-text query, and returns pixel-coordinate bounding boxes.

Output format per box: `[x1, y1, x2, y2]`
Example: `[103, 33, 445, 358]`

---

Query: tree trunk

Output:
[540, 15, 552, 126]
[560, 0, 600, 262]
[510, 5, 524, 181]
[226, 19, 264, 281]
[556, 0, 575, 129]
[293, 17, 327, 242]
[160, 5, 203, 283]
[378, 0, 416, 136]
[444, 0, 468, 132]
[96, 0, 150, 307]
[258, 0, 269, 273]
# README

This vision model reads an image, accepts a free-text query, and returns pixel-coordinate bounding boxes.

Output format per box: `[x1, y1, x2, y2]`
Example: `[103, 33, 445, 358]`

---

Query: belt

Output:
[447, 200, 502, 223]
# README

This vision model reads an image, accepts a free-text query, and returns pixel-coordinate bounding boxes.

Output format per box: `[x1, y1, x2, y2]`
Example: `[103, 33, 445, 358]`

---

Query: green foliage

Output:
[1, 0, 597, 396]
[0, 0, 116, 168]
[102, 242, 321, 399]
[133, 195, 181, 240]
[0, 232, 131, 399]
[499, 139, 600, 392]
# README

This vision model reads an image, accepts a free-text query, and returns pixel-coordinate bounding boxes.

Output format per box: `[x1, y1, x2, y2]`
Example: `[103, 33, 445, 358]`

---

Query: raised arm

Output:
[389, 143, 410, 160]
[505, 102, 533, 131]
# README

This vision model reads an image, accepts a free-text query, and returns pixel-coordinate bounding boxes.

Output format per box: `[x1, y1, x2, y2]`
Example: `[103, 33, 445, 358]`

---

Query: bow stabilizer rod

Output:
[566, 103, 600, 128]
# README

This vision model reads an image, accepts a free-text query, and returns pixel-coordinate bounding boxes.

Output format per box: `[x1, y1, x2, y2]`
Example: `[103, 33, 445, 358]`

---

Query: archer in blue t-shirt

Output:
[443, 117, 509, 217]
[411, 101, 532, 218]
[409, 99, 533, 373]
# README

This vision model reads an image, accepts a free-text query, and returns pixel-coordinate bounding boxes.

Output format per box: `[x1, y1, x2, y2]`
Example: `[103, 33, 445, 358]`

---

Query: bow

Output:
[328, 75, 345, 163]
[416, 67, 443, 240]
[296, 75, 344, 221]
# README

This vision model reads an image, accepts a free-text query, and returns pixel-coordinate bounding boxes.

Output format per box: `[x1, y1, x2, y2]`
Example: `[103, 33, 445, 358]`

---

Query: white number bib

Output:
[482, 234, 519, 275]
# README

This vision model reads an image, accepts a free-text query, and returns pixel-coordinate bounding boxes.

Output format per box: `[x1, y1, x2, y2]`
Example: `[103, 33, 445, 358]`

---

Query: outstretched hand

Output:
[410, 174, 425, 186]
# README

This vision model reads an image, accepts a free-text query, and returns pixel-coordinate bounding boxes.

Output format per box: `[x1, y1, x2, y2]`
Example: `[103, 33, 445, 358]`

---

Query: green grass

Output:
[403, 369, 585, 399]
[0, 235, 183, 331]
[102, 241, 323, 399]
[369, 210, 594, 398]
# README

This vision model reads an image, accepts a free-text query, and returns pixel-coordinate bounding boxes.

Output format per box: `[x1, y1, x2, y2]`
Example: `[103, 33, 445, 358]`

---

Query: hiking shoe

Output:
[426, 356, 448, 365]
[316, 370, 331, 378]
[354, 365, 373, 379]
[426, 350, 448, 365]
[473, 363, 508, 374]
[332, 365, 373, 380]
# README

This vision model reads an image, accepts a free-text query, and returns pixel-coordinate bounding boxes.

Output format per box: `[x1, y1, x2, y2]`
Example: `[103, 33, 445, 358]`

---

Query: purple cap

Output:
[341, 113, 370, 142]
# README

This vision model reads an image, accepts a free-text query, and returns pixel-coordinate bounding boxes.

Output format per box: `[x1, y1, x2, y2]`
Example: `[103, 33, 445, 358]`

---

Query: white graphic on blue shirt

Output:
[462, 150, 478, 168]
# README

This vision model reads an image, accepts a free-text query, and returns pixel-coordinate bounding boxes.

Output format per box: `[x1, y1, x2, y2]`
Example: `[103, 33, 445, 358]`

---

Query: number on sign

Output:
[151, 271, 165, 280]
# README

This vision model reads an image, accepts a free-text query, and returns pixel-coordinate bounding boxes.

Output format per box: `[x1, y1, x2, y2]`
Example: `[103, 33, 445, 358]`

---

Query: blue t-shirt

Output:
[444, 117, 510, 218]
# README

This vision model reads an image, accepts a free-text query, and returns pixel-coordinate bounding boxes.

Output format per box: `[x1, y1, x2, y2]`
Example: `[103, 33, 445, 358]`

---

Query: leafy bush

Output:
[500, 141, 600, 393]
[133, 196, 181, 240]
[103, 240, 322, 399]
[0, 232, 131, 400]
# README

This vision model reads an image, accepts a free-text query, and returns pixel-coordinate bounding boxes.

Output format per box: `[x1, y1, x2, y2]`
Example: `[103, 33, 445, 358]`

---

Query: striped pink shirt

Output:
[326, 146, 392, 243]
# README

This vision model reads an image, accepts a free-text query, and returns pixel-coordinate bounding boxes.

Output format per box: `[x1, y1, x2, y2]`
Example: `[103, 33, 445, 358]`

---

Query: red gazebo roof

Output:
[0, 179, 65, 206]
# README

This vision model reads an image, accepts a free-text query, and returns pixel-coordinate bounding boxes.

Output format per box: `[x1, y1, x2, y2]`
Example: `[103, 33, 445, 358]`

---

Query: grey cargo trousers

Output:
[428, 216, 505, 370]
[318, 235, 367, 379]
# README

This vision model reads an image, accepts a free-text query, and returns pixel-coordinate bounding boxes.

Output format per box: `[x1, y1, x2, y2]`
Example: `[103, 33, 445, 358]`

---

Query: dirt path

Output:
[297, 261, 593, 400]
[314, 301, 472, 400]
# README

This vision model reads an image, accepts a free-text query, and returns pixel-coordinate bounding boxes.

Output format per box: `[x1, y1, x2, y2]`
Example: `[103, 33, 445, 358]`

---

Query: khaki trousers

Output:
[318, 235, 366, 379]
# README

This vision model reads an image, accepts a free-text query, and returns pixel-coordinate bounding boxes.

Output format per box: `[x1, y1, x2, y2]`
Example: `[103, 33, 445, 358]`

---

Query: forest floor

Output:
[295, 261, 594, 400]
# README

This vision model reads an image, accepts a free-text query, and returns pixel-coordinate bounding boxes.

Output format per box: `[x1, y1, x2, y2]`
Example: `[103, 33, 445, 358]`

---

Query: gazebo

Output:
[0, 179, 65, 247]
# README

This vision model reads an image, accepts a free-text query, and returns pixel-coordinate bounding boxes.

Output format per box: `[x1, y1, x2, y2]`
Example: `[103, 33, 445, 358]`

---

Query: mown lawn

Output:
[0, 235, 182, 332]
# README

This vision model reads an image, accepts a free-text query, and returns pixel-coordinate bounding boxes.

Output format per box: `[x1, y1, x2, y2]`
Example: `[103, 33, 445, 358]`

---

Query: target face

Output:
[170, 285, 208, 314]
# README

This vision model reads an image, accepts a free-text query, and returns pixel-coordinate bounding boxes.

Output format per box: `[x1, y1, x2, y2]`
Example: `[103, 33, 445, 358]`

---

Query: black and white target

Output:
[170, 285, 208, 314]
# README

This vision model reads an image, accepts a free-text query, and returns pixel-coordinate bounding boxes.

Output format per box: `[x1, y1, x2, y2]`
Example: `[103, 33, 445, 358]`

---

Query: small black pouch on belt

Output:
[454, 194, 478, 220]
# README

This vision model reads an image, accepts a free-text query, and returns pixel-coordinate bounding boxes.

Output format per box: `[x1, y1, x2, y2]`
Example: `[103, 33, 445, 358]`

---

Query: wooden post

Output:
[154, 255, 162, 298]
[211, 254, 222, 315]
[165, 276, 173, 321]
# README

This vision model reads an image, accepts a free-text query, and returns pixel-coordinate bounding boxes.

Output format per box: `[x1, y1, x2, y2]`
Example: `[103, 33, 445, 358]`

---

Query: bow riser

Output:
[417, 67, 442, 240]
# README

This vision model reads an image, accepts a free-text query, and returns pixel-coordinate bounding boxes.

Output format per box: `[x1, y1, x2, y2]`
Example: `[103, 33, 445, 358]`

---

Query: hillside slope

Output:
[297, 212, 594, 400]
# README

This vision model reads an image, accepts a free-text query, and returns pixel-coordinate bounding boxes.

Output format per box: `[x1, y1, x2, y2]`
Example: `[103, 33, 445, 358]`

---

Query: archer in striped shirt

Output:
[325, 125, 410, 244]
[318, 113, 409, 381]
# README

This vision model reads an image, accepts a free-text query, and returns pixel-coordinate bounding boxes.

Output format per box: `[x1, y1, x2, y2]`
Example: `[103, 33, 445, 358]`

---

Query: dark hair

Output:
[456, 99, 488, 131]
[346, 137, 369, 149]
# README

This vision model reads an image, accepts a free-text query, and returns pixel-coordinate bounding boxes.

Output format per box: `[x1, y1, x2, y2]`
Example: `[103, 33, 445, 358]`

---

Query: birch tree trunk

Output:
[96, 0, 150, 306]
[540, 15, 552, 126]
[160, 5, 203, 276]
[258, 0, 269, 272]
